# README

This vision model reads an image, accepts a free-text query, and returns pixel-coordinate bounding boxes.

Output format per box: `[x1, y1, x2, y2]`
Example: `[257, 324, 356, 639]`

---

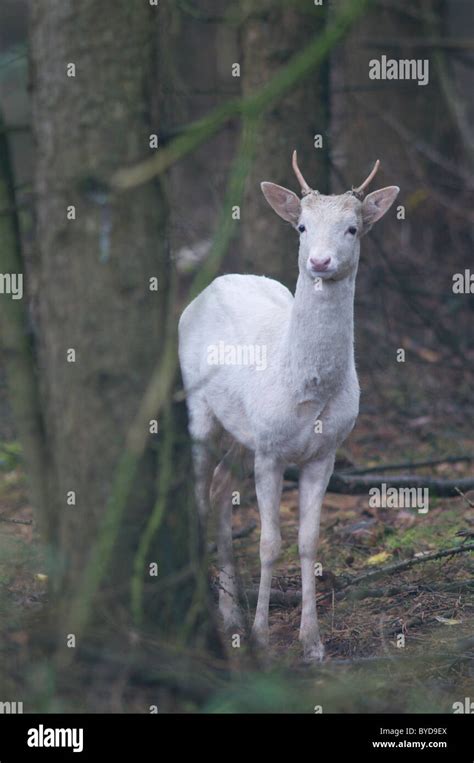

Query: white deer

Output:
[178, 152, 399, 661]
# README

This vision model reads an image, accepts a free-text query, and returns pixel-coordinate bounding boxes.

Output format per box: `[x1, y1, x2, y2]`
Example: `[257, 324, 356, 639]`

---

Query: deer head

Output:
[261, 151, 399, 282]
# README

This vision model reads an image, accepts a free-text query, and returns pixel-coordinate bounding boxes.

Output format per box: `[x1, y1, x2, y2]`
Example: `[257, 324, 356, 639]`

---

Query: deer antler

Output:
[292, 150, 312, 196]
[352, 159, 380, 196]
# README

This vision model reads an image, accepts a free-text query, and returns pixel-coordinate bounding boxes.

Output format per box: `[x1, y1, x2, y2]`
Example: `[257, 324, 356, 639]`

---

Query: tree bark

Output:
[240, 0, 330, 286]
[28, 0, 215, 661]
[329, 0, 468, 383]
[0, 109, 49, 535]
[158, 1, 241, 277]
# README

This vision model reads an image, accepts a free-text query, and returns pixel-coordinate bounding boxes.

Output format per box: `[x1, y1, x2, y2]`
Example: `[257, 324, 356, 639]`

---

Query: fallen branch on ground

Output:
[334, 542, 474, 591]
[0, 514, 32, 526]
[283, 467, 474, 497]
[340, 577, 474, 602]
[243, 545, 474, 608]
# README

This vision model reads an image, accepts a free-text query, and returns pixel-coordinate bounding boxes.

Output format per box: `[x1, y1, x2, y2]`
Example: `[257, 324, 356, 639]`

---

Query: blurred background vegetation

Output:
[0, 0, 472, 712]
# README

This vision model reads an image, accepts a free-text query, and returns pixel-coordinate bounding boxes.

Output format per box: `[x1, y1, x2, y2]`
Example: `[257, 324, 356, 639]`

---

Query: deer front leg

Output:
[251, 453, 284, 648]
[298, 454, 335, 662]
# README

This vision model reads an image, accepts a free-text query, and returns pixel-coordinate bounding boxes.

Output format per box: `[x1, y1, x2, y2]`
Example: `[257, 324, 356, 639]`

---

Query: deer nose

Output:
[310, 256, 331, 271]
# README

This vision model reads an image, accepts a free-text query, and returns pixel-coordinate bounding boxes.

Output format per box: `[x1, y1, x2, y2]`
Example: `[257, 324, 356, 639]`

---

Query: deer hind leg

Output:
[251, 452, 284, 648]
[211, 442, 247, 631]
[187, 394, 222, 535]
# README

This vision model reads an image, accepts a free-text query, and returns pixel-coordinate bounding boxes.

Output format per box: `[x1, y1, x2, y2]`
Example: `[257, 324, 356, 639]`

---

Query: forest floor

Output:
[0, 386, 473, 712]
[208, 401, 474, 712]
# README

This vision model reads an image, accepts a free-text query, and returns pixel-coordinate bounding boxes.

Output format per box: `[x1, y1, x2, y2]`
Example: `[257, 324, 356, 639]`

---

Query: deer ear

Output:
[361, 186, 399, 235]
[261, 182, 301, 225]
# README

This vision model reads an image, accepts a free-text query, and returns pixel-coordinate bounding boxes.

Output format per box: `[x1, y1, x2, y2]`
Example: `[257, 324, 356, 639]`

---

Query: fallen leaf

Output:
[366, 551, 391, 566]
[435, 616, 462, 626]
[416, 347, 441, 363]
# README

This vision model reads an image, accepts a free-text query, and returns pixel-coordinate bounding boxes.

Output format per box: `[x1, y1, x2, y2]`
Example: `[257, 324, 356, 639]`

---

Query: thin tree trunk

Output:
[241, 0, 330, 286]
[158, 1, 241, 276]
[0, 110, 49, 535]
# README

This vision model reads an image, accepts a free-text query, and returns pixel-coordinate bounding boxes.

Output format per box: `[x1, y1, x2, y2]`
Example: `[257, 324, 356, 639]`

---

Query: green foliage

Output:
[384, 507, 466, 553]
[204, 657, 458, 714]
[0, 440, 22, 471]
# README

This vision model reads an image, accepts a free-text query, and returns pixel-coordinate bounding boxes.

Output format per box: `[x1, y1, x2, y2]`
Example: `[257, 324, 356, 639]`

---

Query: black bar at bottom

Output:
[0, 712, 472, 760]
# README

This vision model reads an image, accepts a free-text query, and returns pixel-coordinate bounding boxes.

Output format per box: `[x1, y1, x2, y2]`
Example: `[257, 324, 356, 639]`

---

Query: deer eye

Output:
[346, 226, 357, 235]
[298, 224, 306, 233]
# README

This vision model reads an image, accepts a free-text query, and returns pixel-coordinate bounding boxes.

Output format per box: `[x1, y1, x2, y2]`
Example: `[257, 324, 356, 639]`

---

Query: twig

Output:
[0, 514, 32, 526]
[344, 455, 474, 476]
[455, 487, 474, 509]
[340, 578, 474, 602]
[329, 543, 474, 597]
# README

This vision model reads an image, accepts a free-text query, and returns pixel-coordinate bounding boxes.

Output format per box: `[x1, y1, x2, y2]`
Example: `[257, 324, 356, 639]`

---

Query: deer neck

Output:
[284, 271, 356, 402]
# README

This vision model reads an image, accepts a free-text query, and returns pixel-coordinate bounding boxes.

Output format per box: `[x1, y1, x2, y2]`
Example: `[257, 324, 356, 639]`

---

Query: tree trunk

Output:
[158, 1, 241, 278]
[28, 0, 216, 666]
[240, 0, 330, 286]
[329, 0, 468, 395]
